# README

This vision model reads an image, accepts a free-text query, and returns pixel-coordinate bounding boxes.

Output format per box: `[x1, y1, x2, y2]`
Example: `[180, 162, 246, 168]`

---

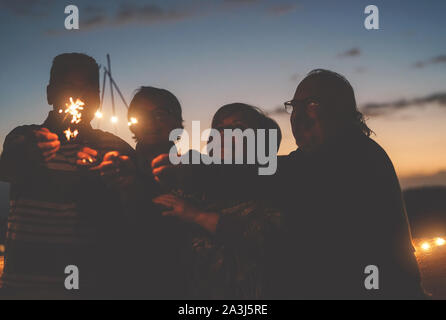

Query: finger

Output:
[152, 198, 175, 208]
[152, 165, 172, 177]
[90, 160, 115, 171]
[162, 210, 178, 217]
[42, 147, 59, 158]
[151, 153, 171, 169]
[81, 147, 98, 157]
[44, 153, 57, 162]
[153, 194, 179, 202]
[103, 151, 120, 162]
[35, 130, 58, 142]
[38, 140, 60, 150]
[154, 176, 160, 183]
[153, 195, 180, 206]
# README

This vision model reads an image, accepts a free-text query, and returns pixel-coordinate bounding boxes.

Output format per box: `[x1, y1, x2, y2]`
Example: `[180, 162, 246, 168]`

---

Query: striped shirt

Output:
[0, 112, 135, 298]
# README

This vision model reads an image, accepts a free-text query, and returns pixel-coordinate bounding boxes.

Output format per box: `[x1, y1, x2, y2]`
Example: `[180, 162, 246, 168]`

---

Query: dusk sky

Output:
[0, 0, 445, 188]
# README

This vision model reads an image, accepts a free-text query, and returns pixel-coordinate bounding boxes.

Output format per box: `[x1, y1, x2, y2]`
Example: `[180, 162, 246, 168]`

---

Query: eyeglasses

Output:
[284, 97, 319, 114]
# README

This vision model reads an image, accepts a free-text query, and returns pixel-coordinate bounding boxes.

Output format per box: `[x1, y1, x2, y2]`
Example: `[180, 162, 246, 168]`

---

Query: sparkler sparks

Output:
[64, 128, 79, 141]
[63, 97, 84, 141]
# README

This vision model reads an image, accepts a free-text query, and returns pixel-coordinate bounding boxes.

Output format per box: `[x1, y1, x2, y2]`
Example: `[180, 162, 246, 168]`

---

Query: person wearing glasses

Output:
[279, 69, 424, 299]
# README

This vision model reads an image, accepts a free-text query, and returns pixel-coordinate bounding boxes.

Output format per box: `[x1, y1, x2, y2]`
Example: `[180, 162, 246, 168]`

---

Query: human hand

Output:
[90, 151, 136, 188]
[31, 127, 61, 162]
[151, 153, 177, 183]
[76, 147, 98, 167]
[153, 194, 219, 232]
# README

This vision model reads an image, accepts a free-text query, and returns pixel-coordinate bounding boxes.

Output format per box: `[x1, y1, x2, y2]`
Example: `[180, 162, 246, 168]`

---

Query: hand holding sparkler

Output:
[88, 150, 136, 189]
[31, 127, 61, 162]
[76, 147, 98, 166]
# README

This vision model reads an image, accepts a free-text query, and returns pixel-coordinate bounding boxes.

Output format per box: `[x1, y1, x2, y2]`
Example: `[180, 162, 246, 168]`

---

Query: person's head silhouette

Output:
[47, 53, 100, 125]
[128, 86, 183, 146]
[211, 103, 281, 162]
[286, 69, 372, 150]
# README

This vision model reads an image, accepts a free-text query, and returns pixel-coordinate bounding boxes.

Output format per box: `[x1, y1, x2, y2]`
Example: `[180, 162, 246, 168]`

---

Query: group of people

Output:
[0, 53, 424, 299]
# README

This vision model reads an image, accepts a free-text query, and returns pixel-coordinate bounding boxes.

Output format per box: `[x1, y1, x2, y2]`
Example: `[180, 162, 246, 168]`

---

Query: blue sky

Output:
[0, 0, 446, 186]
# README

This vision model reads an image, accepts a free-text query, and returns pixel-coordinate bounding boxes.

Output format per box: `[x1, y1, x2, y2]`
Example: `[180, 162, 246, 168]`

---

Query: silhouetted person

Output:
[82, 86, 188, 299]
[153, 103, 283, 299]
[278, 69, 423, 299]
[0, 53, 135, 299]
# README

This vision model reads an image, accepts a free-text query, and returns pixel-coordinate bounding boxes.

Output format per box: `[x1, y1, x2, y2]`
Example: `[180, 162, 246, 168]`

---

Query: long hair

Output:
[303, 69, 373, 137]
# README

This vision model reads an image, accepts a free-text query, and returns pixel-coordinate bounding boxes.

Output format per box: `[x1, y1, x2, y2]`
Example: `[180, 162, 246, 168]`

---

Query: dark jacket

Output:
[277, 129, 423, 299]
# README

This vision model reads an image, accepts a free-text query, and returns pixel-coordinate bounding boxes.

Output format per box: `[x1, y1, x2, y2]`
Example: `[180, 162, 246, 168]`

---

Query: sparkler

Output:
[63, 97, 84, 141]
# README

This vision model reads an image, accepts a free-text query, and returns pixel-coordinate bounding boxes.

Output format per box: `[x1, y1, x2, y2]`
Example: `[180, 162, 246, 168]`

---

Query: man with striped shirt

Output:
[0, 53, 135, 299]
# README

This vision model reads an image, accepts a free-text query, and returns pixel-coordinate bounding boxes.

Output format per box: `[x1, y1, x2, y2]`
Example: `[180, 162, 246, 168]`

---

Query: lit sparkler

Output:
[63, 97, 85, 141]
[64, 128, 79, 141]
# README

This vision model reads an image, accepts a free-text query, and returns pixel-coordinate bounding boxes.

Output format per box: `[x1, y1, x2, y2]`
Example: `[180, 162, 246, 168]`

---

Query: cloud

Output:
[362, 92, 446, 116]
[413, 55, 446, 68]
[267, 3, 298, 16]
[337, 48, 361, 58]
[46, 2, 201, 34]
[114, 3, 195, 25]
[46, 0, 291, 34]
[223, 0, 262, 6]
[0, 0, 55, 17]
[400, 171, 446, 190]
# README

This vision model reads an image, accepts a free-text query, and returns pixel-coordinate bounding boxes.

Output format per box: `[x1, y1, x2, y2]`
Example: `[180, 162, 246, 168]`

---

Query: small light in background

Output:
[128, 117, 138, 126]
[435, 237, 445, 246]
[111, 116, 118, 124]
[95, 111, 103, 119]
[421, 242, 431, 251]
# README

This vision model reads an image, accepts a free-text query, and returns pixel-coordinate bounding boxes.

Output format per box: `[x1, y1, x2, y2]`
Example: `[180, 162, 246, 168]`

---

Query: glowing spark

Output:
[64, 129, 79, 141]
[128, 117, 138, 126]
[111, 116, 118, 124]
[63, 98, 84, 141]
[435, 238, 446, 246]
[95, 111, 103, 119]
[421, 242, 431, 251]
[65, 97, 85, 124]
